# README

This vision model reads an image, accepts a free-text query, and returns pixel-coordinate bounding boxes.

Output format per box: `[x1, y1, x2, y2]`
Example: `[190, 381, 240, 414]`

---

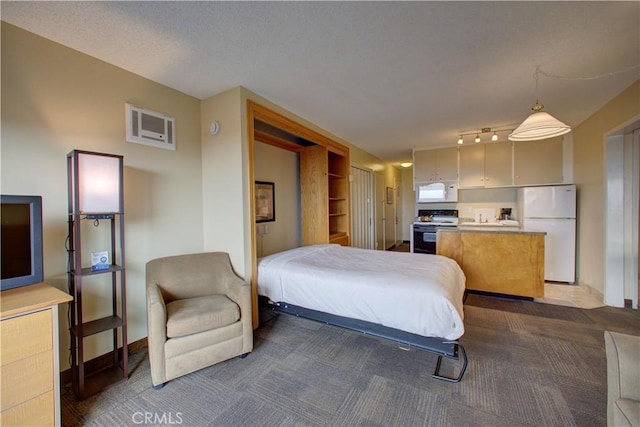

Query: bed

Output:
[257, 244, 468, 382]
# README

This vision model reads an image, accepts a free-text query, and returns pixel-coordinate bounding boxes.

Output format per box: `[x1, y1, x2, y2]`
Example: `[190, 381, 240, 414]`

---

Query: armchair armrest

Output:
[147, 281, 168, 385]
[605, 331, 640, 426]
[224, 276, 253, 354]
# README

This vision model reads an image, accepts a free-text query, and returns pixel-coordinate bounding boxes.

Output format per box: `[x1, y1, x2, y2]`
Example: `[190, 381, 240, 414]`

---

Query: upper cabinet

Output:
[457, 141, 513, 188]
[413, 147, 458, 182]
[484, 141, 513, 186]
[458, 144, 485, 188]
[413, 136, 566, 189]
[513, 137, 563, 186]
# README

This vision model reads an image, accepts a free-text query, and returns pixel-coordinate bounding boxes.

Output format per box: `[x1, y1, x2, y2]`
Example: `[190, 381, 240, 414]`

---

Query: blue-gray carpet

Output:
[61, 294, 639, 426]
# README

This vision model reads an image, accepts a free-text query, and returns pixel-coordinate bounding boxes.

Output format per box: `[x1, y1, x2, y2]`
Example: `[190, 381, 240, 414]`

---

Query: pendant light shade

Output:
[508, 102, 571, 141]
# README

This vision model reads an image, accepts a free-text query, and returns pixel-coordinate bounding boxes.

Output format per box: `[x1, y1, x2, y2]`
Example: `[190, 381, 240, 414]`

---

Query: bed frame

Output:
[265, 300, 468, 383]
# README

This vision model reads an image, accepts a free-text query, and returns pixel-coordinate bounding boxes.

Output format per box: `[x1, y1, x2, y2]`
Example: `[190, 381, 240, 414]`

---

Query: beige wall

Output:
[2, 22, 423, 372]
[573, 80, 640, 294]
[200, 87, 249, 277]
[401, 167, 414, 241]
[1, 23, 204, 368]
[254, 142, 300, 257]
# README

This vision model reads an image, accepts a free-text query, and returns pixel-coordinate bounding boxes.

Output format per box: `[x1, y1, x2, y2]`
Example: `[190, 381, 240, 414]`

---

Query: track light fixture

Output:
[456, 127, 513, 145]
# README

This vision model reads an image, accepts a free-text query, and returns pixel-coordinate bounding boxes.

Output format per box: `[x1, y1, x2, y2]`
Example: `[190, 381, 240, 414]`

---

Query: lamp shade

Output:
[68, 150, 123, 214]
[508, 111, 571, 141]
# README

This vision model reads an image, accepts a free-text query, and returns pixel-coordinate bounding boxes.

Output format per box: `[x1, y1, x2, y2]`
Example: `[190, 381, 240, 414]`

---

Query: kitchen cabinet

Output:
[301, 144, 350, 246]
[459, 142, 512, 188]
[437, 228, 545, 298]
[458, 145, 485, 187]
[513, 137, 563, 185]
[413, 147, 458, 182]
[484, 141, 513, 186]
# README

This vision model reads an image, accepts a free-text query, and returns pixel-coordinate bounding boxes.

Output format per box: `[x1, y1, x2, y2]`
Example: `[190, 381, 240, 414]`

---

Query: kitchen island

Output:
[436, 227, 546, 298]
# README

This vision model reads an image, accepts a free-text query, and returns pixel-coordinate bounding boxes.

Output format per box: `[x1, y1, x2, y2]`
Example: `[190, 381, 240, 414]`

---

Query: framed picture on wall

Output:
[255, 181, 275, 222]
[386, 187, 393, 204]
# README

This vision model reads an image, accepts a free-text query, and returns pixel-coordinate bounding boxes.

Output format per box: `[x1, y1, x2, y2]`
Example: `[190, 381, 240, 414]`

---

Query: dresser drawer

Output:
[1, 349, 54, 410]
[0, 309, 52, 366]
[0, 391, 54, 426]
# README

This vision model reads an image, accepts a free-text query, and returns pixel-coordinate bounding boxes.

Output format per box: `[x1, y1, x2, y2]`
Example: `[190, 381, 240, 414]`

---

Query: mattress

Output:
[257, 244, 466, 340]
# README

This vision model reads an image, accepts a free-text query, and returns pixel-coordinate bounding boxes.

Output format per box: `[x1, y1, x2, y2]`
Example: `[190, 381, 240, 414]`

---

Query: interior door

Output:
[375, 172, 385, 250]
[350, 165, 374, 249]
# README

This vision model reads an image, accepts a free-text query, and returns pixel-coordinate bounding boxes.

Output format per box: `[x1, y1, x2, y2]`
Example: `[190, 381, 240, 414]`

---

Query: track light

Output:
[456, 127, 513, 145]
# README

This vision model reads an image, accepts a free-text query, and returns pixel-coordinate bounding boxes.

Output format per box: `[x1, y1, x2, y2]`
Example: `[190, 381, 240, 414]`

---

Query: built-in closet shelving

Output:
[301, 144, 350, 246]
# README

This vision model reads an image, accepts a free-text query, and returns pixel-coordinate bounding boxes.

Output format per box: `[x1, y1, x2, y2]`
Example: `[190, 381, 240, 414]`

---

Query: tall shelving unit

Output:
[327, 151, 349, 246]
[67, 150, 128, 399]
[301, 144, 350, 246]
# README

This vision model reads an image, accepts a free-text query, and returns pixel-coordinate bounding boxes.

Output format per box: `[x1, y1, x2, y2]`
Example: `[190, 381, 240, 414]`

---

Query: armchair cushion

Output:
[615, 399, 640, 427]
[166, 294, 240, 338]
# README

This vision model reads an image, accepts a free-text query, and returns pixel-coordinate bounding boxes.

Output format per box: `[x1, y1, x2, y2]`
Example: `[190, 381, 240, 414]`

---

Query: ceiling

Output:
[2, 1, 639, 165]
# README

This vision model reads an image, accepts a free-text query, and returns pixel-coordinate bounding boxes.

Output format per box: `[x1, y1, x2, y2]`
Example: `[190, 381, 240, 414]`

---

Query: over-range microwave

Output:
[415, 181, 458, 203]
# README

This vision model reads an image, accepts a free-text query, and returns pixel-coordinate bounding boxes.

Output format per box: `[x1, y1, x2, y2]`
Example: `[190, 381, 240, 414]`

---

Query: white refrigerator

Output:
[517, 184, 576, 283]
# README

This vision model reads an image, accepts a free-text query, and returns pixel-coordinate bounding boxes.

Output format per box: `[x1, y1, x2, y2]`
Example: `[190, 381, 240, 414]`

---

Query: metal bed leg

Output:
[432, 343, 467, 383]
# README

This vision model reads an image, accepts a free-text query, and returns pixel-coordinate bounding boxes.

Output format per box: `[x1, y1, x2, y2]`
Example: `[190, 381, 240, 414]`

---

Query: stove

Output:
[411, 209, 458, 254]
[414, 209, 459, 226]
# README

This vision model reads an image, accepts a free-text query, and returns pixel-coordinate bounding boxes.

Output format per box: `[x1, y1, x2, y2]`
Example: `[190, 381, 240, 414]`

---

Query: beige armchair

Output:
[146, 252, 253, 388]
[605, 331, 640, 427]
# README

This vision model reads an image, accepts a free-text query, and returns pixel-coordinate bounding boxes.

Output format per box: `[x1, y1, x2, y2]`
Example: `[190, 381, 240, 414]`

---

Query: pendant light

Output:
[509, 67, 571, 141]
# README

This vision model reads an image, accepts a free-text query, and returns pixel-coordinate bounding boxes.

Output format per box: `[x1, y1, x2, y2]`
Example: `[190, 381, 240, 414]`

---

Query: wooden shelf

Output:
[73, 265, 124, 277]
[67, 209, 128, 399]
[301, 140, 350, 247]
[72, 315, 123, 337]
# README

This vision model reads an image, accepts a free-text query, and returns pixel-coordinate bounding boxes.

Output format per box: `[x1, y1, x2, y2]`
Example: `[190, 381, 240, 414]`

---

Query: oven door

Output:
[412, 225, 437, 254]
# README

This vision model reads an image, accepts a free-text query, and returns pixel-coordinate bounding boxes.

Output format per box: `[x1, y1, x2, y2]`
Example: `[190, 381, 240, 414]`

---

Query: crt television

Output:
[1, 195, 44, 291]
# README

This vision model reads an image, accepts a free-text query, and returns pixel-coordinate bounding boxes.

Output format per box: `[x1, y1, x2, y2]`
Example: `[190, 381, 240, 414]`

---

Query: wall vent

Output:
[125, 103, 176, 150]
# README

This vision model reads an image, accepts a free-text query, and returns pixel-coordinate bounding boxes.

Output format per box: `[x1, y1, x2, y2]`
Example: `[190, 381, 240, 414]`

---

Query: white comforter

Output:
[257, 244, 466, 340]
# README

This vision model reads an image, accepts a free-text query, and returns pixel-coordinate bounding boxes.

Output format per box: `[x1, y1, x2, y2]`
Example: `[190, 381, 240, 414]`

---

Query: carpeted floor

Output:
[61, 294, 639, 426]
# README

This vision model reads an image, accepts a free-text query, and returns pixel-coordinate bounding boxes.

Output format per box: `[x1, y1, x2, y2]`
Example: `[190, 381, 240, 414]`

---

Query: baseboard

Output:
[583, 283, 604, 301]
[60, 337, 147, 386]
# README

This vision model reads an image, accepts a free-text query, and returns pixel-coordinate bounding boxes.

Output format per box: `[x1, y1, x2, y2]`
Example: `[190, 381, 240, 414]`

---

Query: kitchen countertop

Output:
[441, 226, 546, 235]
